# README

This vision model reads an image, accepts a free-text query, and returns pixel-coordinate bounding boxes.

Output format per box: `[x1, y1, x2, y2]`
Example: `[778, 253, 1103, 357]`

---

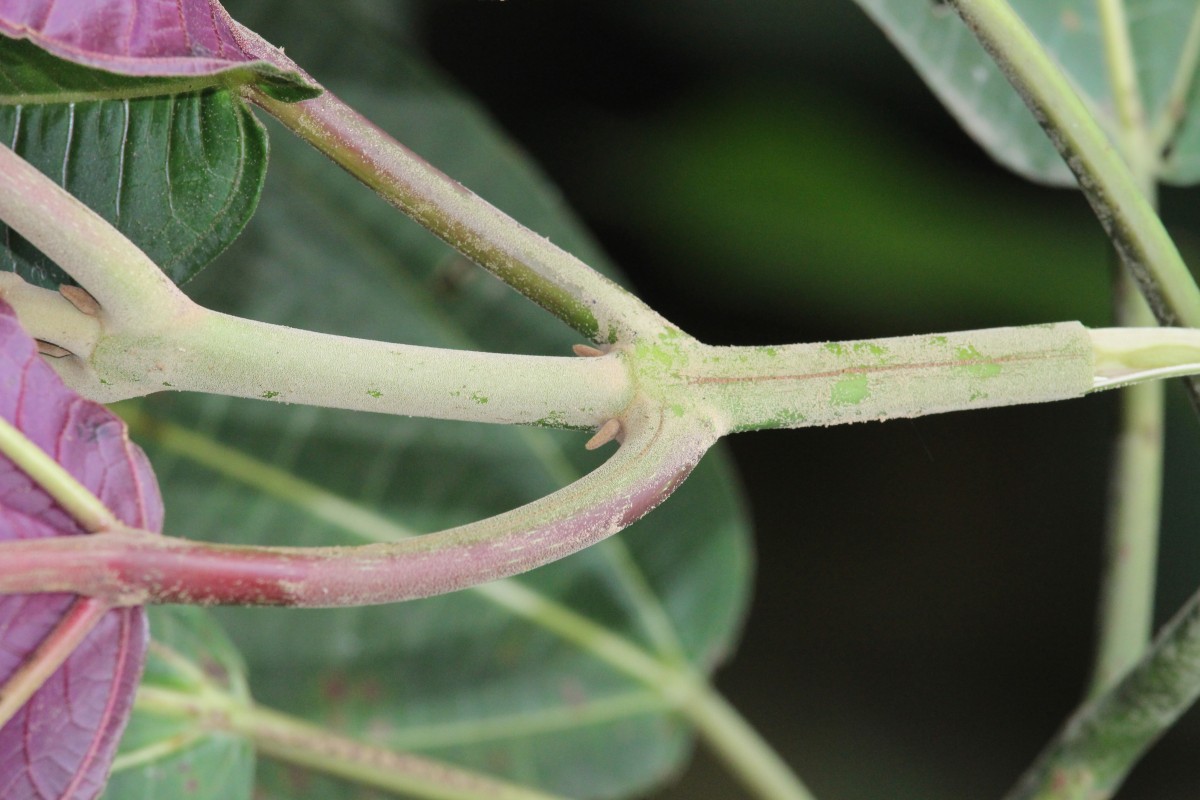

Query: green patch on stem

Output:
[823, 342, 846, 356]
[470, 392, 489, 405]
[954, 345, 1002, 379]
[261, 390, 281, 399]
[830, 374, 870, 405]
[852, 341, 889, 359]
[367, 389, 383, 399]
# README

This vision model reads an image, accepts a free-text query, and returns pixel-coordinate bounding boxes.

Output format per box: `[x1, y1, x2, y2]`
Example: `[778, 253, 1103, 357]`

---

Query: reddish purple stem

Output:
[0, 413, 713, 608]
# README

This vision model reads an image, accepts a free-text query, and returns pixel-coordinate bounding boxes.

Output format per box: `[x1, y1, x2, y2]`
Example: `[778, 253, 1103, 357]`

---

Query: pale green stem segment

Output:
[229, 23, 670, 346]
[0, 143, 191, 330]
[1095, 0, 1150, 177]
[54, 292, 629, 430]
[1004, 583, 1200, 800]
[947, 0, 1200, 331]
[1091, 347, 1161, 696]
[1087, 0, 1163, 698]
[132, 685, 567, 800]
[681, 323, 1095, 434]
[0, 138, 631, 431]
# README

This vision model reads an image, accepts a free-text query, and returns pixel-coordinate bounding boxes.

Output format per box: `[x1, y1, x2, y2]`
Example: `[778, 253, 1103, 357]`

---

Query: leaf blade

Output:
[0, 300, 162, 800]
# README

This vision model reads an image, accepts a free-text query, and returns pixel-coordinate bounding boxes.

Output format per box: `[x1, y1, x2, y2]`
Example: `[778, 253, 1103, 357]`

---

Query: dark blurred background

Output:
[404, 3, 1200, 797]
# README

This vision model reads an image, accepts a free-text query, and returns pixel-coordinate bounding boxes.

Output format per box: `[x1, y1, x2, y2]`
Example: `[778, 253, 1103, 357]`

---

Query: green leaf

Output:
[122, 5, 752, 799]
[0, 38, 272, 288]
[0, 88, 266, 288]
[0, 37, 317, 105]
[852, 0, 1200, 185]
[103, 607, 255, 800]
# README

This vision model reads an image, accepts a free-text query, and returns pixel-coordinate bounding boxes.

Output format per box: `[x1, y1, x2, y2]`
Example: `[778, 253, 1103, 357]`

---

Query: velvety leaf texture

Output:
[1, 0, 256, 78]
[0, 299, 163, 799]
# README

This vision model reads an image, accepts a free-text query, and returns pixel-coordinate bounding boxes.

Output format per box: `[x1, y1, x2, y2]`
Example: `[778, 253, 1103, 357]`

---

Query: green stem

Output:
[684, 323, 1095, 434]
[133, 686, 566, 800]
[947, 0, 1200, 331]
[683, 688, 818, 800]
[0, 143, 191, 329]
[1090, 283, 1162, 697]
[117, 408, 814, 800]
[1095, 0, 1150, 177]
[1086, 0, 1163, 698]
[1005, 581, 1200, 799]
[79, 300, 630, 430]
[0, 139, 631, 431]
[230, 23, 669, 346]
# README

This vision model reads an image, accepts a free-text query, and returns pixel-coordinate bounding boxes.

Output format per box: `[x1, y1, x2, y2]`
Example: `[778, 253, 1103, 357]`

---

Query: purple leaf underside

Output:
[0, 0, 256, 77]
[0, 299, 163, 800]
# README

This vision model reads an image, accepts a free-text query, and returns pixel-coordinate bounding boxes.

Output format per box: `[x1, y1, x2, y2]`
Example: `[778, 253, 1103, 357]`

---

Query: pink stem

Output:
[0, 411, 714, 607]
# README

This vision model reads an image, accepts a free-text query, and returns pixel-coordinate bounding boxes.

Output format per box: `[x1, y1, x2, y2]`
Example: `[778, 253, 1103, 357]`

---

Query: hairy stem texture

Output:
[231, 23, 668, 345]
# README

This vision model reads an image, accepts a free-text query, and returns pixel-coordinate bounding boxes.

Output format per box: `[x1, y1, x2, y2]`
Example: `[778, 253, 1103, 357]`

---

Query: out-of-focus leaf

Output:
[0, 299, 163, 800]
[124, 3, 752, 798]
[852, 0, 1200, 185]
[103, 607, 254, 800]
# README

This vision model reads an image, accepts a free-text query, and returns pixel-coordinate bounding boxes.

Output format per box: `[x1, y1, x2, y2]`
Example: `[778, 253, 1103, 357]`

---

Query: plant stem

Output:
[1086, 0, 1163, 698]
[683, 687, 818, 800]
[947, 0, 1200, 332]
[0, 143, 191, 329]
[79, 300, 631, 429]
[230, 23, 669, 346]
[1090, 281, 1163, 697]
[133, 686, 567, 800]
[243, 703, 567, 800]
[119, 408, 813, 800]
[0, 144, 633, 430]
[1005, 581, 1200, 799]
[0, 403, 715, 606]
[685, 323, 1095, 433]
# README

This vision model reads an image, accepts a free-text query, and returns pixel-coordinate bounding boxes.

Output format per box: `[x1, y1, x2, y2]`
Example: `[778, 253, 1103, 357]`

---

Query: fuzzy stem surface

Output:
[231, 23, 669, 346]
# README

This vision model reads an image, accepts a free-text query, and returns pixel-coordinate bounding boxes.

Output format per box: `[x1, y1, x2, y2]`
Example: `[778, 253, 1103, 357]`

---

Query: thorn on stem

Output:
[36, 341, 71, 358]
[572, 344, 606, 358]
[59, 285, 100, 317]
[585, 418, 621, 450]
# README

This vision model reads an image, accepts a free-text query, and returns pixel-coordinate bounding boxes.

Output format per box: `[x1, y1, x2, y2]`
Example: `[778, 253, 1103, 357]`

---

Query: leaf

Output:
[0, 0, 315, 100]
[0, 0, 320, 288]
[0, 299, 163, 800]
[0, 88, 269, 288]
[124, 2, 752, 797]
[852, 0, 1200, 185]
[103, 607, 254, 800]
